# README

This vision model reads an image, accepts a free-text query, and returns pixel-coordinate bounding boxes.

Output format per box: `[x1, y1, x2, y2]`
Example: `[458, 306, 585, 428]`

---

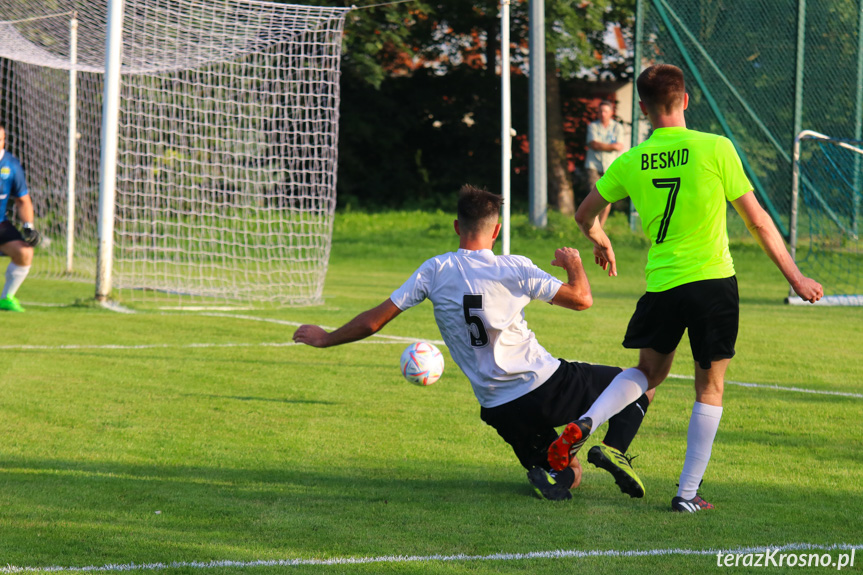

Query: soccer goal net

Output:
[790, 131, 863, 306]
[0, 0, 349, 305]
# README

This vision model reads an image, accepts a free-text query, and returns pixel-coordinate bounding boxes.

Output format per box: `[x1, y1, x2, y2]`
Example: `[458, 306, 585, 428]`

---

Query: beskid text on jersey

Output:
[641, 148, 689, 170]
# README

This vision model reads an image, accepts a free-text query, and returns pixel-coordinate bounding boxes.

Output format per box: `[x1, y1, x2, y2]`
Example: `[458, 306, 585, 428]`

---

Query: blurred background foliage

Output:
[291, 0, 635, 211]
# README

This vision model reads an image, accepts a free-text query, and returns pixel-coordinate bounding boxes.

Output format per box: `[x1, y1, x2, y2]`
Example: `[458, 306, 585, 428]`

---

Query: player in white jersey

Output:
[294, 185, 653, 501]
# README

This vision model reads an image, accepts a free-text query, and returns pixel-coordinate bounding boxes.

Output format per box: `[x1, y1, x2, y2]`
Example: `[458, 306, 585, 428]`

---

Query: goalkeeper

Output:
[294, 185, 654, 501]
[0, 124, 40, 313]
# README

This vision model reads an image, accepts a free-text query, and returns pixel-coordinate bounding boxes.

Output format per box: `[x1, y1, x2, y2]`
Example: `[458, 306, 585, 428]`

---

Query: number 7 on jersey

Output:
[653, 177, 681, 244]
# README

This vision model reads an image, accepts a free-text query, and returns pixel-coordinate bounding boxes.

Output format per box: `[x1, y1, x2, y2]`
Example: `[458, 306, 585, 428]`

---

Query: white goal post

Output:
[0, 0, 349, 305]
[789, 130, 863, 306]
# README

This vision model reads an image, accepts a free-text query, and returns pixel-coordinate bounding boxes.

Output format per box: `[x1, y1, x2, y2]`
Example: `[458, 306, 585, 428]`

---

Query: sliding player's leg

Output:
[549, 349, 673, 472]
[480, 387, 575, 501]
[588, 386, 657, 498]
[602, 387, 656, 453]
[559, 286, 685, 444]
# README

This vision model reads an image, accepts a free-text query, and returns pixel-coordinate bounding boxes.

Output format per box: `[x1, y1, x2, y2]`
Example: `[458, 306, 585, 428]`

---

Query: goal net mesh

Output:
[794, 134, 863, 306]
[0, 0, 348, 305]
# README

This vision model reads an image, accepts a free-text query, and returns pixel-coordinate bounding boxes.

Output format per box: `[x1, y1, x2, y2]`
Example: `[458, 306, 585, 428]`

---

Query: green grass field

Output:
[2, 211, 862, 574]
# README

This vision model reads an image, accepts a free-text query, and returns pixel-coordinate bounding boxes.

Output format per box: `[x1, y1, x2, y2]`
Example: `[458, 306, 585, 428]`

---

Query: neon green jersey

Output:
[597, 127, 752, 292]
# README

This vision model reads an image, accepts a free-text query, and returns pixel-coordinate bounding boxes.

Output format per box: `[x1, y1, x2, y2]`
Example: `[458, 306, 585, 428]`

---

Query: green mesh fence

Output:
[636, 0, 863, 240]
[792, 133, 863, 304]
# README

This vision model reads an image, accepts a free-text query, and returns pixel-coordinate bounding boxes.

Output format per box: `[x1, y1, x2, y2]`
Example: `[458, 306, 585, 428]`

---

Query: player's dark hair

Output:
[637, 64, 686, 115]
[457, 185, 502, 232]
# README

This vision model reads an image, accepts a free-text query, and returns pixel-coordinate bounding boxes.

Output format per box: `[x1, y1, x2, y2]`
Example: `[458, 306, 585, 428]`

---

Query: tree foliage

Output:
[289, 0, 634, 210]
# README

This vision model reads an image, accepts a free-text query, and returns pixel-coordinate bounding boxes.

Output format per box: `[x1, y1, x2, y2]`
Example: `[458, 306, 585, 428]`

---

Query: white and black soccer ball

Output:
[400, 341, 444, 386]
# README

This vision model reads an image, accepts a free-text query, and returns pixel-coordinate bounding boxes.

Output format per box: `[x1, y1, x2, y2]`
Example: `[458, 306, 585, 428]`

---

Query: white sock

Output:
[677, 401, 723, 500]
[581, 367, 649, 430]
[2, 262, 30, 299]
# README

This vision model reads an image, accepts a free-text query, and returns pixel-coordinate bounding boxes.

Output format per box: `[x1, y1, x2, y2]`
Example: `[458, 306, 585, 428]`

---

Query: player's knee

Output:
[635, 365, 668, 388]
[695, 381, 724, 405]
[15, 245, 34, 266]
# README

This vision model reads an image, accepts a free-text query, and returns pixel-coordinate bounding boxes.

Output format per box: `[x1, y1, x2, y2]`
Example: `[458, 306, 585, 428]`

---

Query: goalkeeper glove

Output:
[21, 224, 41, 247]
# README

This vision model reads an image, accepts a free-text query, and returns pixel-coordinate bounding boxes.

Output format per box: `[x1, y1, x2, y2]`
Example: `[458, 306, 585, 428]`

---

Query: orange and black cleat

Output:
[547, 418, 592, 471]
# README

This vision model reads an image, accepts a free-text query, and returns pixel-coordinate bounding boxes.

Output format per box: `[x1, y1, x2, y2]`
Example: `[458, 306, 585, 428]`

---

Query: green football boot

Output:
[0, 296, 24, 312]
[587, 443, 645, 498]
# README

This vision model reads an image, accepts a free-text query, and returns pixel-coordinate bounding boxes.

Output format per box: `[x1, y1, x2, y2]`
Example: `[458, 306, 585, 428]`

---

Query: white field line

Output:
[22, 302, 135, 314]
[0, 341, 299, 351]
[196, 312, 447, 346]
[21, 304, 251, 312]
[99, 301, 136, 314]
[3, 310, 855, 399]
[159, 306, 255, 311]
[663, 372, 863, 399]
[0, 340, 410, 352]
[566, 361, 863, 400]
[206, 315, 861, 398]
[2, 542, 860, 573]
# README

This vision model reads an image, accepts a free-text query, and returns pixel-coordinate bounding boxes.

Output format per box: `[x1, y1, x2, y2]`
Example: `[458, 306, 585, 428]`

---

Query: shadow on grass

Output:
[182, 393, 337, 405]
[0, 455, 860, 570]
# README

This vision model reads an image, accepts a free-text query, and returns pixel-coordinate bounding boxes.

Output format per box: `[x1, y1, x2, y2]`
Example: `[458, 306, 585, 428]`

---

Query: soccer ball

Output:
[400, 341, 445, 386]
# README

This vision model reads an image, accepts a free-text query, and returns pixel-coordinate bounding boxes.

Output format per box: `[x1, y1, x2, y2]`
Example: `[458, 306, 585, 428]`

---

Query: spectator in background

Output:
[583, 101, 625, 227]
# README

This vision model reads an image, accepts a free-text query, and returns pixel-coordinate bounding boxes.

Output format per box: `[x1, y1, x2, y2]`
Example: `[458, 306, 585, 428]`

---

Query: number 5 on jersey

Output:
[654, 177, 681, 244]
[463, 294, 490, 347]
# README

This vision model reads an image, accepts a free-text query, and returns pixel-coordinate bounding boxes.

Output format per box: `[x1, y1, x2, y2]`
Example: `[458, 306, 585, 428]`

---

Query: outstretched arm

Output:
[293, 298, 403, 348]
[574, 185, 617, 277]
[550, 247, 593, 311]
[731, 191, 823, 303]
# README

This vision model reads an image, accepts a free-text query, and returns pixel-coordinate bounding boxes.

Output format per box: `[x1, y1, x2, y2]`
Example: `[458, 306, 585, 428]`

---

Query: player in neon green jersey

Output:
[548, 64, 823, 513]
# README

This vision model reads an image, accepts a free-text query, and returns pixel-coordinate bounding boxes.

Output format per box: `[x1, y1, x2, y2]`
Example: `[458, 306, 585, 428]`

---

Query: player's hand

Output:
[551, 247, 582, 270]
[292, 324, 330, 347]
[792, 277, 823, 304]
[21, 227, 41, 247]
[593, 243, 617, 277]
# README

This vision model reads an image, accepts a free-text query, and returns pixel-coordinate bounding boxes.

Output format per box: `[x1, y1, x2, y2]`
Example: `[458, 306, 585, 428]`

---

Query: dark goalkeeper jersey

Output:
[0, 150, 29, 223]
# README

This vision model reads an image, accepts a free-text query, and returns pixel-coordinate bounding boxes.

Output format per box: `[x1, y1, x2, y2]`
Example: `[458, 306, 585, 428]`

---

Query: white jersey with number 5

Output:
[389, 248, 563, 408]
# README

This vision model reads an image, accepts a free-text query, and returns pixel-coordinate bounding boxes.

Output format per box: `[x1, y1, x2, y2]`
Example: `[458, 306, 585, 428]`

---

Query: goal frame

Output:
[788, 130, 863, 306]
[1, 0, 349, 307]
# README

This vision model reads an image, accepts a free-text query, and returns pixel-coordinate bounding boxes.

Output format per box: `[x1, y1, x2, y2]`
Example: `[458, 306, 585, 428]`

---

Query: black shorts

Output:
[623, 276, 739, 370]
[0, 221, 24, 246]
[479, 360, 623, 471]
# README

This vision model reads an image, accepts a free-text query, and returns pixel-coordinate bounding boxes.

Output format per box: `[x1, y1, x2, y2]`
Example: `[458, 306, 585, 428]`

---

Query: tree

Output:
[544, 0, 634, 214]
[287, 0, 636, 211]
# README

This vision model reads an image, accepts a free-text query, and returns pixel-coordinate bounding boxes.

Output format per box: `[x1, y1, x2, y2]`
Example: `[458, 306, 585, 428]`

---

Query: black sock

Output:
[602, 393, 650, 453]
[550, 466, 575, 488]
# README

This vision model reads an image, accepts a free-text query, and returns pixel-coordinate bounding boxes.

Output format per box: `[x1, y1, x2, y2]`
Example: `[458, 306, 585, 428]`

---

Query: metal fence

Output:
[633, 0, 863, 239]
